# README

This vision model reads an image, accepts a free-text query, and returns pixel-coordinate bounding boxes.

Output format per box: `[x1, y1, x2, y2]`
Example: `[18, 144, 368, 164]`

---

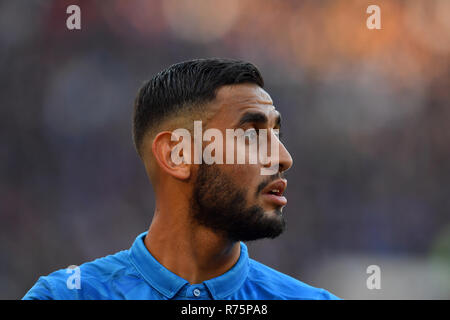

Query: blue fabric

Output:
[23, 232, 340, 300]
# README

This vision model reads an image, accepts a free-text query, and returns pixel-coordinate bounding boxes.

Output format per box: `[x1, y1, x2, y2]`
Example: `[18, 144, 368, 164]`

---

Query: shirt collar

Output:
[129, 232, 250, 299]
[203, 242, 250, 299]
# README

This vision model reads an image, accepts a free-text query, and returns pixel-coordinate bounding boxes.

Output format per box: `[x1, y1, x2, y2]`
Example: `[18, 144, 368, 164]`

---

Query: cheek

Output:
[229, 163, 262, 197]
[228, 162, 260, 177]
[222, 134, 260, 165]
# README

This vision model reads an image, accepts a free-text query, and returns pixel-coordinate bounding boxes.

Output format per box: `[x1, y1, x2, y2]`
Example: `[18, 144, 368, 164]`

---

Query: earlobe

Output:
[152, 131, 191, 180]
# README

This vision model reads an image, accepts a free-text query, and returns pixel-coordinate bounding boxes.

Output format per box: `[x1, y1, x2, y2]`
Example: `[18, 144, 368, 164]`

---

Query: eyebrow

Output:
[237, 111, 281, 128]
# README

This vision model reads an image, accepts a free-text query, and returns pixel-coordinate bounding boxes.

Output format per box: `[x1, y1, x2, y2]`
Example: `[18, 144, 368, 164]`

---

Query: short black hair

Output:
[132, 58, 264, 156]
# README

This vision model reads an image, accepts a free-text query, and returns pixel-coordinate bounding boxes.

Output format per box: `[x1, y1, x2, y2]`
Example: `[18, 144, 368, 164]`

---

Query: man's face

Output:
[190, 84, 293, 241]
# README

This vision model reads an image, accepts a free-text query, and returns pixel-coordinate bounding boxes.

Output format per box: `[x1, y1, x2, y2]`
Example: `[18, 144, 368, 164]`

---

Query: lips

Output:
[261, 179, 287, 206]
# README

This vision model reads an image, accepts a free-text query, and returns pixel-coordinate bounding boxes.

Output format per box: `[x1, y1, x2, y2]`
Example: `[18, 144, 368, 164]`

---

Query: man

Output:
[23, 58, 339, 300]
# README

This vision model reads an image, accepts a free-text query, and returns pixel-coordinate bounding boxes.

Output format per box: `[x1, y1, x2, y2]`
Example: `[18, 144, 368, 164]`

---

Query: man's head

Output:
[133, 58, 293, 242]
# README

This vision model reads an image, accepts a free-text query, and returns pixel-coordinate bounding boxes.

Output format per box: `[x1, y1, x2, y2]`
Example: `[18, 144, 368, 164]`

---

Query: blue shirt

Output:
[23, 232, 339, 300]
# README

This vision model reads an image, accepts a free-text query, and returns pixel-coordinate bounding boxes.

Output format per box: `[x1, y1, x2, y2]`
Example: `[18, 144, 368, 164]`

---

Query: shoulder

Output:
[245, 258, 340, 300]
[22, 250, 136, 300]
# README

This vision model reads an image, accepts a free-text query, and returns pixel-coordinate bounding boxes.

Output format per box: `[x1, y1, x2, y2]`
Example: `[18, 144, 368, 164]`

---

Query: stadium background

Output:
[0, 0, 449, 299]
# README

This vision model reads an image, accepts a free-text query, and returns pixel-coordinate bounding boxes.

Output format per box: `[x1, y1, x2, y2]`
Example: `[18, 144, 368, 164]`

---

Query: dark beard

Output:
[190, 164, 286, 242]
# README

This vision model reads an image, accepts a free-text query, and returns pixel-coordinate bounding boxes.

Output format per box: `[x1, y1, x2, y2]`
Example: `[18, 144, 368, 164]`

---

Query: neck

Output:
[143, 205, 241, 284]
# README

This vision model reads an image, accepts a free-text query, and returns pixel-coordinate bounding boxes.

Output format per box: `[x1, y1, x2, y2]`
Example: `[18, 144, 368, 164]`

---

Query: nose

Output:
[260, 131, 293, 176]
[278, 140, 293, 173]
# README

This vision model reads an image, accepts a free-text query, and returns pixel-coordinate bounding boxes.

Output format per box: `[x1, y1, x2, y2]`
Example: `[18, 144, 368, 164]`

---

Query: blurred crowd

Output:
[0, 0, 449, 299]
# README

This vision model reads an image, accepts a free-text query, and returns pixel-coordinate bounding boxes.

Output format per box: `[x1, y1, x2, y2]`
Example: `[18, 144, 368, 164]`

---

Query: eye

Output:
[273, 129, 282, 140]
[243, 128, 258, 142]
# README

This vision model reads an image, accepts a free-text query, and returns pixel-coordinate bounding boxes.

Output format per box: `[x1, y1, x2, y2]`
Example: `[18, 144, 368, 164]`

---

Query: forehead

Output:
[208, 84, 277, 126]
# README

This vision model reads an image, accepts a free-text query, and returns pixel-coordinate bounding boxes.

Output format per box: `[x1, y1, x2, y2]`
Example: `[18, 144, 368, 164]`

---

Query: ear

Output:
[152, 131, 191, 180]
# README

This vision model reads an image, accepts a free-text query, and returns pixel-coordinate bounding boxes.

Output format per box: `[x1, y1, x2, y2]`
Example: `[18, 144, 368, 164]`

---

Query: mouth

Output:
[261, 179, 287, 206]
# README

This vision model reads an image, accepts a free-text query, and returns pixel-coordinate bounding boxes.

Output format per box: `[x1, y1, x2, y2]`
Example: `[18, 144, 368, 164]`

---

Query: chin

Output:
[262, 205, 284, 216]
